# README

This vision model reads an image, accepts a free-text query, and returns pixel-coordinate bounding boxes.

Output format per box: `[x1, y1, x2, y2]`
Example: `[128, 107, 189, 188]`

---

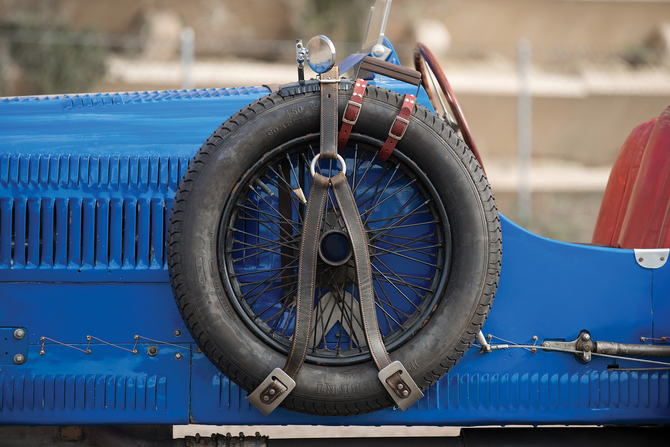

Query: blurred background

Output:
[1, 0, 670, 244]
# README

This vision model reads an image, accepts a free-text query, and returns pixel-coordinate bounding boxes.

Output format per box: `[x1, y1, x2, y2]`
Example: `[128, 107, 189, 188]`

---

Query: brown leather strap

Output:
[331, 172, 392, 371]
[338, 79, 367, 152]
[320, 67, 339, 160]
[378, 94, 416, 162]
[283, 173, 330, 378]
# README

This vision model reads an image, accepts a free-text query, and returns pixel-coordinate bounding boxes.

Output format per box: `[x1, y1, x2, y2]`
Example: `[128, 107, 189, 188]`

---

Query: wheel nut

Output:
[14, 329, 25, 339]
[175, 352, 183, 360]
[14, 354, 25, 365]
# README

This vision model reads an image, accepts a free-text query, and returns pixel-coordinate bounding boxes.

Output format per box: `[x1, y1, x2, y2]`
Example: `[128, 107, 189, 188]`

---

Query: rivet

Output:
[14, 353, 26, 365]
[147, 346, 158, 357]
[402, 390, 409, 397]
[174, 329, 182, 337]
[262, 395, 270, 402]
[269, 389, 276, 395]
[397, 383, 404, 390]
[14, 329, 25, 340]
[532, 335, 538, 341]
[639, 257, 644, 262]
[531, 348, 537, 353]
[661, 257, 666, 261]
[174, 352, 183, 360]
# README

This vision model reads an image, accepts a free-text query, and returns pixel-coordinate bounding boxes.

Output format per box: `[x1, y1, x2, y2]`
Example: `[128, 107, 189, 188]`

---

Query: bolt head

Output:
[174, 329, 182, 337]
[397, 383, 404, 390]
[582, 333, 591, 341]
[14, 329, 25, 339]
[14, 354, 25, 364]
[402, 390, 409, 397]
[262, 395, 270, 402]
[269, 389, 276, 395]
[174, 352, 183, 360]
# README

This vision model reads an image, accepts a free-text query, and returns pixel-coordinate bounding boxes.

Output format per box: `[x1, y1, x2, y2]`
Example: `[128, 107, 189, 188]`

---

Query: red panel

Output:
[618, 107, 670, 249]
[592, 118, 656, 246]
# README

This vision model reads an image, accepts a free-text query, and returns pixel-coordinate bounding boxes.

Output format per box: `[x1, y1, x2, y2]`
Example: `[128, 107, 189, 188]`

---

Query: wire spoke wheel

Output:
[220, 134, 450, 365]
[168, 84, 501, 415]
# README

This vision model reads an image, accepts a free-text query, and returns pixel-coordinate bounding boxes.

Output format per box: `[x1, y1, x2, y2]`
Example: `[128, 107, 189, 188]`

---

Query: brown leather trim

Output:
[338, 79, 368, 152]
[378, 94, 416, 162]
[360, 56, 421, 86]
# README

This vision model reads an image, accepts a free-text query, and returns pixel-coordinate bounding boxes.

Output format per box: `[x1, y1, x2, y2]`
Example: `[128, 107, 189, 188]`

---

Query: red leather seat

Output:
[593, 106, 670, 249]
[592, 118, 656, 246]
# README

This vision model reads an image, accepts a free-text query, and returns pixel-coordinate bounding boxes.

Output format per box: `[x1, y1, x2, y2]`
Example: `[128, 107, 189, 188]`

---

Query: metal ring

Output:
[310, 153, 347, 178]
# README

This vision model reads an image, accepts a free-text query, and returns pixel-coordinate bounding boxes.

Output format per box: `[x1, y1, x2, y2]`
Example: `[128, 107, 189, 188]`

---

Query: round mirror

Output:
[306, 35, 336, 74]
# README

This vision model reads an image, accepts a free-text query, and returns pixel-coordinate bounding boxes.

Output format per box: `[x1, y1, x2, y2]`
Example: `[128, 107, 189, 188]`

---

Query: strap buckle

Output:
[378, 360, 423, 410]
[246, 367, 296, 415]
[388, 116, 410, 140]
[342, 100, 362, 125]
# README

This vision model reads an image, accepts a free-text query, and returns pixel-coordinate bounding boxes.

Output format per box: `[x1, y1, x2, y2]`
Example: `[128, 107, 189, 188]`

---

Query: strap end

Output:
[246, 367, 296, 415]
[378, 360, 423, 411]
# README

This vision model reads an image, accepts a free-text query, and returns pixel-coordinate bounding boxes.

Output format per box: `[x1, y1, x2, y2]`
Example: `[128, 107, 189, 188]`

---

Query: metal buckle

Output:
[342, 100, 362, 125]
[388, 116, 409, 140]
[246, 367, 296, 415]
[377, 360, 423, 411]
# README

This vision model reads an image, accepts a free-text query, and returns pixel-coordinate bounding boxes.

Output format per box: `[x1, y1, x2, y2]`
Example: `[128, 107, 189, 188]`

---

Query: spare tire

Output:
[168, 83, 501, 416]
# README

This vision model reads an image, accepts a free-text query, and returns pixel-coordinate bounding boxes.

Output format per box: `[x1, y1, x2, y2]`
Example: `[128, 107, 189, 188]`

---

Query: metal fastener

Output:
[402, 390, 409, 397]
[397, 383, 404, 390]
[640, 336, 647, 342]
[174, 329, 182, 337]
[661, 257, 666, 261]
[147, 346, 158, 356]
[269, 389, 275, 395]
[175, 352, 183, 360]
[531, 348, 537, 353]
[582, 333, 591, 341]
[14, 328, 25, 340]
[532, 335, 538, 341]
[639, 257, 644, 262]
[262, 395, 270, 402]
[14, 354, 26, 365]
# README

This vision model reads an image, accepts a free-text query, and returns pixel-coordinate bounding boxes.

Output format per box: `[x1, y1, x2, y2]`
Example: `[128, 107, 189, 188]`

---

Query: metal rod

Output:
[596, 341, 670, 358]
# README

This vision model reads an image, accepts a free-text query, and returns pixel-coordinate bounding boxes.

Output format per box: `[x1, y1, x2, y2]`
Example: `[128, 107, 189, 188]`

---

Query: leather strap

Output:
[338, 79, 367, 152]
[378, 94, 416, 162]
[330, 172, 391, 371]
[320, 67, 339, 160]
[283, 173, 330, 378]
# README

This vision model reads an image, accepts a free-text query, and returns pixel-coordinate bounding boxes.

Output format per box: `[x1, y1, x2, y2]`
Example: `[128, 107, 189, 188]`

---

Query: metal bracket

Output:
[378, 360, 423, 411]
[246, 368, 296, 416]
[634, 248, 669, 269]
[541, 330, 593, 363]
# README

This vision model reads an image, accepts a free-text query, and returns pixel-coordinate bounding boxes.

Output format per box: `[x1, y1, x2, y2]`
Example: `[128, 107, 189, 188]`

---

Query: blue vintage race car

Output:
[0, 0, 668, 443]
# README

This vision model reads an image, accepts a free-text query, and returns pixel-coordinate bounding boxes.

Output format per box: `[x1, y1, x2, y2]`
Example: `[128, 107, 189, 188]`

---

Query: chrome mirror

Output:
[306, 35, 336, 74]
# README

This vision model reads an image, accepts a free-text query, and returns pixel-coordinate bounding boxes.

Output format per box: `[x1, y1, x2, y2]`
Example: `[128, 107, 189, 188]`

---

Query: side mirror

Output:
[306, 35, 336, 74]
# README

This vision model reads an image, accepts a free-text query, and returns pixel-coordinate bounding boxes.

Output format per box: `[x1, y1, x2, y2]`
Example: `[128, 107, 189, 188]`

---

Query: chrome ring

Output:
[310, 153, 347, 178]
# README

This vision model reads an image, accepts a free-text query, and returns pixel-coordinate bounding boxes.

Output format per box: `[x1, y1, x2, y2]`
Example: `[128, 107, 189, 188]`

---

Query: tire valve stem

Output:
[292, 187, 307, 204]
[254, 179, 275, 197]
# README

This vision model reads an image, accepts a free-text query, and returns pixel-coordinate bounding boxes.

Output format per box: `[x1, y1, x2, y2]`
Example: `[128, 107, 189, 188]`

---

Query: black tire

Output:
[168, 84, 501, 416]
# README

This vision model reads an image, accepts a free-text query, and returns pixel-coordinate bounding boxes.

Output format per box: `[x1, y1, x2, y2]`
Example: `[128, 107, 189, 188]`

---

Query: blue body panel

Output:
[0, 81, 668, 426]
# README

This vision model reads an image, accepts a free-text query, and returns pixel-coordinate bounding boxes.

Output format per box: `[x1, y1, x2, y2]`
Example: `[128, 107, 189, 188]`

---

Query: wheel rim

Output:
[218, 134, 452, 366]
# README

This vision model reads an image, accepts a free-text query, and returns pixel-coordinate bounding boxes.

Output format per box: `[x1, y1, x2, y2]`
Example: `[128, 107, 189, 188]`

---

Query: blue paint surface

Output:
[0, 77, 668, 426]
